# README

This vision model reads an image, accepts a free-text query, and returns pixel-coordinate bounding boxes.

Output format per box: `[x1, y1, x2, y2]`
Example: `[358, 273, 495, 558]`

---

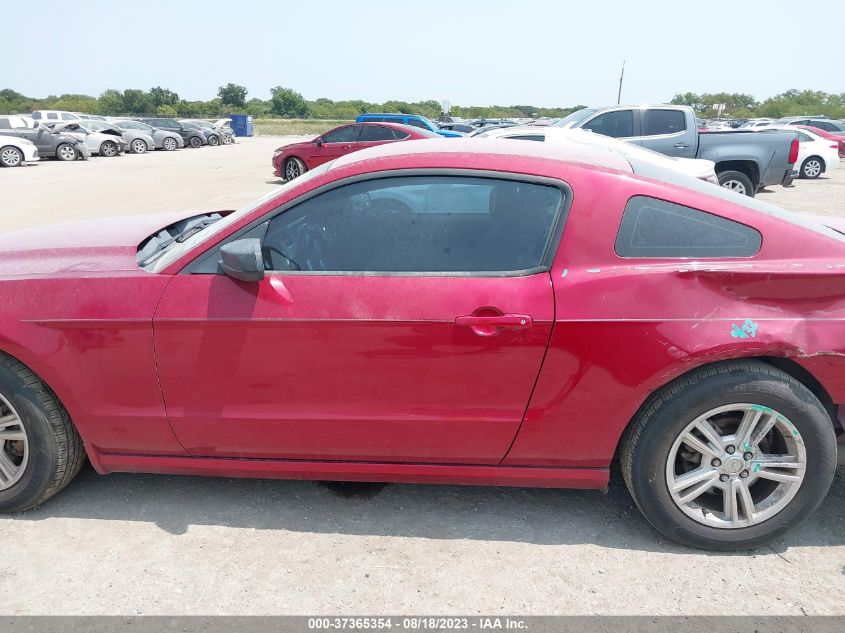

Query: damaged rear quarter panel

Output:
[503, 170, 845, 467]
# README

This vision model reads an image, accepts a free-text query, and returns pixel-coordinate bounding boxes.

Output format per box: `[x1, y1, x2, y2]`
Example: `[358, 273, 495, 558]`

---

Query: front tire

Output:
[621, 360, 836, 550]
[0, 354, 84, 513]
[207, 134, 220, 146]
[284, 157, 306, 181]
[0, 146, 23, 167]
[130, 139, 147, 154]
[718, 170, 754, 197]
[800, 157, 824, 179]
[162, 136, 178, 151]
[55, 143, 78, 162]
[189, 136, 202, 148]
[99, 140, 118, 157]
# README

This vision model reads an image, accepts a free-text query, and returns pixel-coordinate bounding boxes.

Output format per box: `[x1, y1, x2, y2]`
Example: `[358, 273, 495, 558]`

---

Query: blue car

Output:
[355, 113, 464, 137]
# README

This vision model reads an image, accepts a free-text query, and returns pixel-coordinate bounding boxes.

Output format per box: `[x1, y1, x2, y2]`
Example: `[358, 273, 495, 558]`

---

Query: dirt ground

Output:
[0, 137, 843, 616]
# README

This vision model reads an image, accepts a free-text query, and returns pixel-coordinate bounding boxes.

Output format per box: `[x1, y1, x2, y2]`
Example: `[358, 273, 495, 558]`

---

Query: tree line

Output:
[1, 85, 843, 121]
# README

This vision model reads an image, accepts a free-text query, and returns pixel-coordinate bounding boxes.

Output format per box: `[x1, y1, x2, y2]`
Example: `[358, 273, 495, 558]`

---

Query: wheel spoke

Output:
[671, 466, 718, 492]
[735, 408, 763, 448]
[748, 411, 778, 448]
[736, 479, 755, 521]
[677, 472, 719, 504]
[0, 450, 18, 483]
[755, 468, 803, 484]
[0, 429, 25, 441]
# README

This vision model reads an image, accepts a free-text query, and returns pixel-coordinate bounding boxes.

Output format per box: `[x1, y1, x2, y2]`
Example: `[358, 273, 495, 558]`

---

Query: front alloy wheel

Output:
[0, 146, 23, 167]
[130, 139, 147, 154]
[100, 141, 118, 157]
[162, 137, 177, 151]
[0, 393, 29, 490]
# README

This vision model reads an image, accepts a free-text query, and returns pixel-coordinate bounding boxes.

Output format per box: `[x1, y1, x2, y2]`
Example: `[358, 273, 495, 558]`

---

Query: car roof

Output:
[330, 137, 634, 173]
[360, 113, 424, 118]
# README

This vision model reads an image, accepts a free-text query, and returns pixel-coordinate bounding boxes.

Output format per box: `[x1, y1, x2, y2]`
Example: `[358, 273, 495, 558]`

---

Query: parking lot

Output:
[0, 138, 844, 615]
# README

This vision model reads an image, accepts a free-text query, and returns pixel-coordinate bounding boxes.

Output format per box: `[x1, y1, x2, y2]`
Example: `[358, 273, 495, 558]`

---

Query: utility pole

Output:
[617, 60, 625, 105]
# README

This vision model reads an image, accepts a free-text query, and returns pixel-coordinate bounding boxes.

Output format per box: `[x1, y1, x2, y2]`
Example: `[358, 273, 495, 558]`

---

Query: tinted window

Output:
[797, 132, 813, 142]
[47, 113, 58, 120]
[0, 119, 9, 129]
[505, 134, 545, 141]
[359, 125, 396, 141]
[262, 176, 563, 273]
[405, 118, 429, 130]
[322, 126, 360, 143]
[390, 128, 411, 140]
[582, 110, 634, 138]
[811, 120, 835, 131]
[615, 196, 761, 258]
[643, 109, 686, 135]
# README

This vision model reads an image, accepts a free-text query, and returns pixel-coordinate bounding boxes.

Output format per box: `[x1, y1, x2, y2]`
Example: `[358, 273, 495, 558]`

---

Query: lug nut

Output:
[740, 470, 749, 479]
[743, 452, 754, 460]
[719, 474, 730, 482]
[726, 446, 736, 455]
[712, 458, 722, 467]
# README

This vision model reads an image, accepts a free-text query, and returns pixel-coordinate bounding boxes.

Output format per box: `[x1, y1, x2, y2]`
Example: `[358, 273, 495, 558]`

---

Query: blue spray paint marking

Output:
[731, 319, 759, 339]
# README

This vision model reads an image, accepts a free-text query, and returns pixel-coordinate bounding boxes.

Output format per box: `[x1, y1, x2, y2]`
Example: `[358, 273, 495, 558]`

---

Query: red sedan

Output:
[798, 125, 845, 158]
[0, 139, 843, 550]
[272, 122, 439, 180]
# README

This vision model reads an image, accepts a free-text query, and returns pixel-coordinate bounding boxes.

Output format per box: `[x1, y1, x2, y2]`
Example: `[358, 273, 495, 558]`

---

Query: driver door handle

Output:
[455, 314, 533, 329]
[674, 142, 689, 149]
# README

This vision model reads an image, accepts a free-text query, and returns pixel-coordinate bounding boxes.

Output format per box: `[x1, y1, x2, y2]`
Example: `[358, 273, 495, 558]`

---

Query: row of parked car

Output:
[0, 110, 237, 167]
[273, 105, 840, 198]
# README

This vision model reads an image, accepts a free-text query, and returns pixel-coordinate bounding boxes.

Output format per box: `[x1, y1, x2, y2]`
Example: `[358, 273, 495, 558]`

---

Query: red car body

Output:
[272, 122, 437, 179]
[799, 125, 845, 158]
[1, 139, 845, 492]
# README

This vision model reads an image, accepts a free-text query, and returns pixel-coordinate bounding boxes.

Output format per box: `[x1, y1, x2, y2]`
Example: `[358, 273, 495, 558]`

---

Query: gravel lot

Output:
[0, 137, 843, 615]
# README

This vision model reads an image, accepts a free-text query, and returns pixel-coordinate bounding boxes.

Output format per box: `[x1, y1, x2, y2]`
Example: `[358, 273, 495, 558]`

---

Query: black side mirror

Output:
[315, 138, 323, 146]
[219, 238, 265, 282]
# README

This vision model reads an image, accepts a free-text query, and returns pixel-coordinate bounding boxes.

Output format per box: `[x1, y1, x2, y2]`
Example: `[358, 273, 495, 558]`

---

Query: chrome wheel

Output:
[666, 403, 806, 529]
[131, 139, 147, 154]
[285, 158, 302, 180]
[721, 180, 747, 195]
[0, 392, 28, 490]
[0, 147, 23, 167]
[163, 137, 177, 151]
[802, 159, 822, 178]
[57, 144, 77, 161]
[100, 141, 118, 157]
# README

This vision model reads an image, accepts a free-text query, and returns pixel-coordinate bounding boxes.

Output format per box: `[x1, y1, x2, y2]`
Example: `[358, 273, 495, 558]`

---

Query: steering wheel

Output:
[295, 222, 332, 271]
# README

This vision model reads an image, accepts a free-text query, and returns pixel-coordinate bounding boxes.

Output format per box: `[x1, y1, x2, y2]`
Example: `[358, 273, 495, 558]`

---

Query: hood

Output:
[0, 210, 206, 277]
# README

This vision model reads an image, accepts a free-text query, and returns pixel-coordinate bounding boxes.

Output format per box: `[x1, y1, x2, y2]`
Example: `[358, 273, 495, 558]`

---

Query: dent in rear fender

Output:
[501, 261, 845, 467]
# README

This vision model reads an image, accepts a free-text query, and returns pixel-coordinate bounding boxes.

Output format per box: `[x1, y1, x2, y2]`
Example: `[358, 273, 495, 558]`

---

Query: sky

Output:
[5, 0, 844, 108]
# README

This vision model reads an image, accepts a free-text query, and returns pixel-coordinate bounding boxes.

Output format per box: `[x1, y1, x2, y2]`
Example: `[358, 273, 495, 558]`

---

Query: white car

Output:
[475, 126, 719, 185]
[51, 121, 128, 157]
[763, 126, 840, 178]
[738, 119, 774, 129]
[0, 136, 39, 167]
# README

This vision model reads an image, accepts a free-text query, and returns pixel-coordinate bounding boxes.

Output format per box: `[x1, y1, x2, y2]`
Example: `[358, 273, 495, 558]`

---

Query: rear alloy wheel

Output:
[0, 353, 85, 512]
[189, 136, 202, 148]
[99, 140, 118, 157]
[55, 143, 78, 161]
[0, 146, 23, 167]
[284, 157, 306, 181]
[130, 139, 147, 154]
[800, 157, 823, 179]
[622, 360, 836, 550]
[718, 170, 754, 197]
[162, 137, 178, 151]
[207, 134, 220, 146]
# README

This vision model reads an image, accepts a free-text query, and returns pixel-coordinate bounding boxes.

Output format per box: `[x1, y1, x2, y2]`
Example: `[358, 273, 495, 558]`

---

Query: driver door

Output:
[309, 125, 362, 167]
[153, 174, 564, 464]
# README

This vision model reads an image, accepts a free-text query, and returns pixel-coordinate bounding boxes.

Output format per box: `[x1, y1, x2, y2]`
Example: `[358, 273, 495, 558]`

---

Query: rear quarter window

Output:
[615, 196, 761, 258]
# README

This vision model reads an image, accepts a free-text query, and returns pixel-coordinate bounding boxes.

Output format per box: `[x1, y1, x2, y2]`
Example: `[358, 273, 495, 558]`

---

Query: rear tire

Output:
[621, 360, 836, 550]
[800, 157, 824, 179]
[0, 353, 84, 513]
[0, 146, 23, 167]
[718, 170, 754, 197]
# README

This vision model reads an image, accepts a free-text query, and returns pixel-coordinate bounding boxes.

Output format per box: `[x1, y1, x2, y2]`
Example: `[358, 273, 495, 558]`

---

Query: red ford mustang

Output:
[1, 139, 843, 550]
[272, 121, 439, 181]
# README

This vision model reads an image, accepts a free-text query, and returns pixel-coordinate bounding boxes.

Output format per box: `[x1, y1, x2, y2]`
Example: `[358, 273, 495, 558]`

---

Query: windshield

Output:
[148, 160, 337, 273]
[553, 108, 597, 128]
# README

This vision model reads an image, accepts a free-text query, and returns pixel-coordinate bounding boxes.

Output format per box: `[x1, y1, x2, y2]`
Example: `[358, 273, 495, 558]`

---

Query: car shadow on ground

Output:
[9, 463, 844, 554]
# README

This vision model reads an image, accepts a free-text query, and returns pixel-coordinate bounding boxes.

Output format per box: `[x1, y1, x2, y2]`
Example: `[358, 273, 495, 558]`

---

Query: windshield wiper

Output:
[138, 217, 220, 267]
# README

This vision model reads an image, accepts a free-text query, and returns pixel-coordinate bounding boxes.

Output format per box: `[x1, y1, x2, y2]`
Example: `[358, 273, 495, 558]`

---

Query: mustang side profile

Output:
[0, 139, 843, 550]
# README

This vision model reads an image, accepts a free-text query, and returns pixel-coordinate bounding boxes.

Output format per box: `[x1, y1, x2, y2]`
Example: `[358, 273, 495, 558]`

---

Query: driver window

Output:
[261, 176, 562, 274]
[322, 126, 360, 143]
